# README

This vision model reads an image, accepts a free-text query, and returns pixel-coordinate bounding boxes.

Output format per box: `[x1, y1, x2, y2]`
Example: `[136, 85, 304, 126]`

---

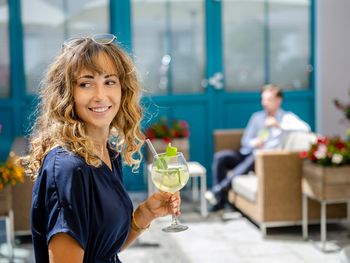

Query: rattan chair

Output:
[214, 129, 347, 235]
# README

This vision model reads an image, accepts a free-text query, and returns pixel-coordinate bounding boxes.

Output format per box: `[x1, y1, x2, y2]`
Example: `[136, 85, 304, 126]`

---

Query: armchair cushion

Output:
[233, 174, 257, 203]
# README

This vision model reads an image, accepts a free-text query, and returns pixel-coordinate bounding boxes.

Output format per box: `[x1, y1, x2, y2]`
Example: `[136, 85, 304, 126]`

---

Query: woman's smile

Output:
[89, 106, 112, 114]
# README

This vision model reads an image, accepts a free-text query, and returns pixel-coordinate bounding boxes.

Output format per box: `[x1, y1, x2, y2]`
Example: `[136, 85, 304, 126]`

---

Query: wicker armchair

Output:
[214, 129, 346, 235]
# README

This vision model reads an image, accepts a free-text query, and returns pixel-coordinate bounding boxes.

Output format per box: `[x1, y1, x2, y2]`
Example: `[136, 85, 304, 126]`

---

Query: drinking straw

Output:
[145, 139, 158, 157]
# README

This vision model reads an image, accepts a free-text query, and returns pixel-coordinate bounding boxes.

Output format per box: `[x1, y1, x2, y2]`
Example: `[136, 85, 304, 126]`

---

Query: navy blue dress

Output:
[31, 146, 133, 263]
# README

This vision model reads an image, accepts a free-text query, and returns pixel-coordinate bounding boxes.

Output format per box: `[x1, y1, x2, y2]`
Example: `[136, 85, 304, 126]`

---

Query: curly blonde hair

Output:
[23, 37, 145, 180]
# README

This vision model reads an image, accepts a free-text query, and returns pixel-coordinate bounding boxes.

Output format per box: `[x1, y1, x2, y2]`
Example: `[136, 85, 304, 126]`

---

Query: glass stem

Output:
[171, 214, 179, 226]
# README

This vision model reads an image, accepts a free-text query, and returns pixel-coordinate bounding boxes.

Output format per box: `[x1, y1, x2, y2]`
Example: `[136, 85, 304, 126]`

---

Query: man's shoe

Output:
[204, 190, 219, 206]
[208, 203, 224, 212]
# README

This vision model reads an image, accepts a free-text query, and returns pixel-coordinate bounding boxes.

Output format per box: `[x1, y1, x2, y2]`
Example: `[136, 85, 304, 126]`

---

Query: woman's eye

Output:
[79, 82, 91, 88]
[105, 80, 117, 86]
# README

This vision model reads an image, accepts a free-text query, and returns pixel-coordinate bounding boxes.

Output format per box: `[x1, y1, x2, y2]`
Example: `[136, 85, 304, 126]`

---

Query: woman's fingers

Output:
[149, 191, 182, 216]
[152, 191, 171, 201]
[169, 192, 181, 214]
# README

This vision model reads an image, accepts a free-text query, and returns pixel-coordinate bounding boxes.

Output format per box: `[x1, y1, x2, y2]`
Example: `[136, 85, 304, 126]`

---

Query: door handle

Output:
[201, 72, 223, 90]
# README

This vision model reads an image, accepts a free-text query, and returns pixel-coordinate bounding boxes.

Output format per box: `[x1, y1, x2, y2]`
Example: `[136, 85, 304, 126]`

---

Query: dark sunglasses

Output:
[62, 33, 117, 50]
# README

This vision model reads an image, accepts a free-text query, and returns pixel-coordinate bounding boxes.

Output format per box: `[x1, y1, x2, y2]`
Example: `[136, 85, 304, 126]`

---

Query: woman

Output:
[23, 34, 181, 262]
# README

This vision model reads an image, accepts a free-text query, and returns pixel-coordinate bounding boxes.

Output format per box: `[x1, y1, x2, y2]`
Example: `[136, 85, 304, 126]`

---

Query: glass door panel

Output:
[0, 0, 10, 98]
[22, 0, 109, 94]
[269, 1, 311, 89]
[222, 0, 265, 91]
[132, 0, 204, 94]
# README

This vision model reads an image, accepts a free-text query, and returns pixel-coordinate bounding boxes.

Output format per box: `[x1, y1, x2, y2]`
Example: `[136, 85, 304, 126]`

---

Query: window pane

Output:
[269, 1, 311, 89]
[0, 0, 10, 98]
[132, 0, 204, 94]
[223, 0, 265, 91]
[22, 0, 109, 94]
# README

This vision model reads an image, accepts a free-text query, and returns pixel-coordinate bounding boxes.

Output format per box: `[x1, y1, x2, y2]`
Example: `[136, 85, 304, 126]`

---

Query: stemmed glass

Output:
[151, 151, 190, 232]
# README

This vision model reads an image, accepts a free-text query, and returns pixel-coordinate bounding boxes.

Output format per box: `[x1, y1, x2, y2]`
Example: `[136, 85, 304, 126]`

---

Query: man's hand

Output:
[265, 116, 280, 128]
[251, 137, 265, 149]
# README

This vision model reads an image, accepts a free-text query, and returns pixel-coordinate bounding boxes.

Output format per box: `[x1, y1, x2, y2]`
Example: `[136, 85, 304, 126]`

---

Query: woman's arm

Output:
[120, 202, 155, 250]
[120, 191, 180, 251]
[48, 233, 84, 262]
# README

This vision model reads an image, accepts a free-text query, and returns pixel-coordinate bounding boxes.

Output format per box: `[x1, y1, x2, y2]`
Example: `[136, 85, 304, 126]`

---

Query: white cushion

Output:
[232, 174, 257, 202]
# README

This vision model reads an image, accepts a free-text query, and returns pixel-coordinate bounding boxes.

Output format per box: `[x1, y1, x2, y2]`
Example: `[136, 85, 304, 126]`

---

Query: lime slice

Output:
[166, 143, 178, 157]
[156, 157, 167, 170]
[162, 169, 181, 187]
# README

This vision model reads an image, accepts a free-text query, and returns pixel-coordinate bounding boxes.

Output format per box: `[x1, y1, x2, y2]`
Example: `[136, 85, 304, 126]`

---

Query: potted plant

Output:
[300, 135, 350, 200]
[144, 117, 190, 162]
[0, 124, 25, 214]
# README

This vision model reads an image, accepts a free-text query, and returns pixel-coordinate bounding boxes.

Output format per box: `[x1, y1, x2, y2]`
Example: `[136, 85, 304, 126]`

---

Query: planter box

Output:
[146, 138, 189, 163]
[302, 162, 350, 200]
[0, 186, 12, 215]
[12, 175, 33, 232]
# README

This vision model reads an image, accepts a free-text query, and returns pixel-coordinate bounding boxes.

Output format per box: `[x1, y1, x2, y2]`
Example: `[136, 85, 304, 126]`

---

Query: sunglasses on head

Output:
[62, 33, 117, 50]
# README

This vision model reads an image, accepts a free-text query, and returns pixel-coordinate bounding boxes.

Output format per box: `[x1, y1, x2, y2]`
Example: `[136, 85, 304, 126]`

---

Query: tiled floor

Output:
[1, 192, 350, 262]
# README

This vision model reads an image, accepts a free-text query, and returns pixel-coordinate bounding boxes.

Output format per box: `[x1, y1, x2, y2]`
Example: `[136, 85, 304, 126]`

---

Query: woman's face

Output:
[73, 52, 121, 134]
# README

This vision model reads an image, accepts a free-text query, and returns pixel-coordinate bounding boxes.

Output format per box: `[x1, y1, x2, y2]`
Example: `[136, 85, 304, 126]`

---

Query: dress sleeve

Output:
[45, 151, 90, 249]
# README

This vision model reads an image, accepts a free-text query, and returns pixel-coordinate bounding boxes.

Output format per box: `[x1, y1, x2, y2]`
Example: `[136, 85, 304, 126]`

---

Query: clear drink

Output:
[151, 165, 189, 193]
[258, 128, 269, 142]
[150, 151, 190, 232]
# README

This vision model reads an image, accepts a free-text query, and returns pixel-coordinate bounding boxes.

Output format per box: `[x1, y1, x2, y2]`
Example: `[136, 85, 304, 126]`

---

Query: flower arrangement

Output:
[145, 117, 190, 143]
[0, 152, 25, 191]
[300, 135, 350, 166]
[0, 123, 25, 191]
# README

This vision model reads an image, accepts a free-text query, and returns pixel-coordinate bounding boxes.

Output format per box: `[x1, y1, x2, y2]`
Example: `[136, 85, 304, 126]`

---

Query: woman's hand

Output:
[145, 191, 181, 218]
[134, 191, 181, 229]
[122, 192, 182, 250]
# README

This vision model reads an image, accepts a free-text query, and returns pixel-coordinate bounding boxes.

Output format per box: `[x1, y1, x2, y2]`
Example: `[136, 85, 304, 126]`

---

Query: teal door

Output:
[126, 0, 314, 190]
[125, 0, 217, 190]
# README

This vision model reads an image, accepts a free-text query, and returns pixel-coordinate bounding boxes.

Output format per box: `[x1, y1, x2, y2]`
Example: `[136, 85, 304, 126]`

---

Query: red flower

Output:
[162, 137, 171, 144]
[144, 117, 190, 141]
[310, 155, 317, 161]
[173, 131, 180, 137]
[336, 142, 345, 150]
[299, 151, 308, 159]
[145, 129, 155, 140]
[317, 136, 328, 144]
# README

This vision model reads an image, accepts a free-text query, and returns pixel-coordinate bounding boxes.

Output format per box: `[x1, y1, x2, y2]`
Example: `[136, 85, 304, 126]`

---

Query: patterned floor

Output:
[1, 191, 350, 263]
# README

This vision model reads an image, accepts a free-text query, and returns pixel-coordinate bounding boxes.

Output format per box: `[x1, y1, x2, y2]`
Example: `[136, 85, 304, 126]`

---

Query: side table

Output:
[302, 163, 350, 252]
[302, 194, 348, 251]
[147, 161, 208, 217]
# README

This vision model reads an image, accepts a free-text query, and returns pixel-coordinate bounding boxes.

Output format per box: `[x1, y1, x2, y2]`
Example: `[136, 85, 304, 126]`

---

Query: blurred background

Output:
[1, 0, 349, 190]
[0, 0, 350, 261]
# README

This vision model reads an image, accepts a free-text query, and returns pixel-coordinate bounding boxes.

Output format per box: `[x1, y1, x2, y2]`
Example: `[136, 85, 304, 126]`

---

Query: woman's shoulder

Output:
[42, 146, 88, 176]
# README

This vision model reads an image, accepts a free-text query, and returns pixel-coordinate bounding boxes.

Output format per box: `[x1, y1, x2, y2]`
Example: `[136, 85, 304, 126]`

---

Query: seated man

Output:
[205, 84, 311, 211]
